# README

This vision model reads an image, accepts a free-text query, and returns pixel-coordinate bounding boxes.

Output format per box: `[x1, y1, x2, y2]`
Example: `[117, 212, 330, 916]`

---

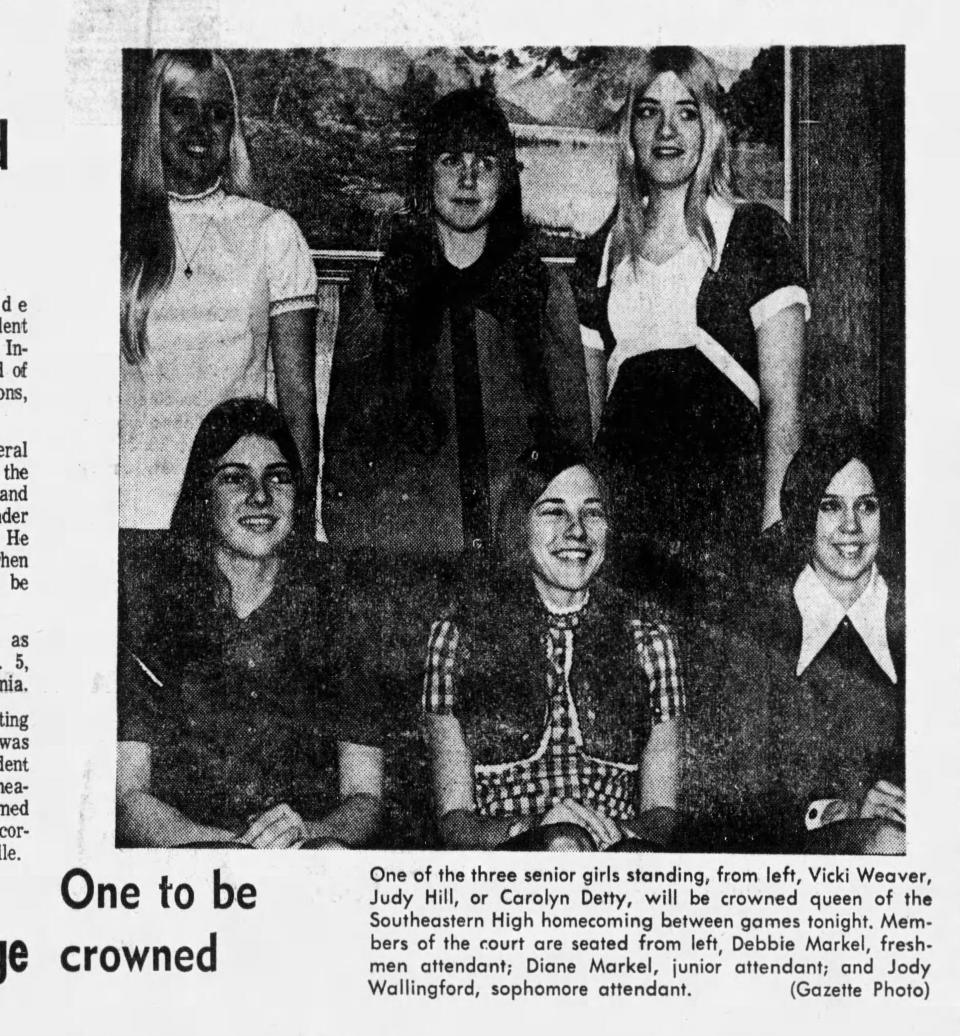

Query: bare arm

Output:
[302, 741, 385, 847]
[757, 303, 805, 529]
[618, 718, 680, 847]
[116, 742, 237, 848]
[425, 714, 518, 849]
[270, 308, 319, 500]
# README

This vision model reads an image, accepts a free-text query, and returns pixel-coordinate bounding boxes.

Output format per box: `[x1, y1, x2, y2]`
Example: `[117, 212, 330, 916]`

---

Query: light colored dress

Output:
[120, 184, 317, 529]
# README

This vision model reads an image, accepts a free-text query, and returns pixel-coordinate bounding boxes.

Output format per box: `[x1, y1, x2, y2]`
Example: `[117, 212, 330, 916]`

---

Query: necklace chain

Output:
[170, 194, 222, 279]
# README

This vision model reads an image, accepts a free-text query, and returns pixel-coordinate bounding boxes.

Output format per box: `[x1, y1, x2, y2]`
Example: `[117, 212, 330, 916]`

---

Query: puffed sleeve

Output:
[422, 619, 461, 717]
[735, 203, 811, 330]
[262, 209, 318, 316]
[630, 618, 685, 727]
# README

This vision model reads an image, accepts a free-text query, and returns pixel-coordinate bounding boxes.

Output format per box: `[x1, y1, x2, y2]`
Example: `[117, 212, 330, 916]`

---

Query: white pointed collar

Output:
[793, 564, 897, 682]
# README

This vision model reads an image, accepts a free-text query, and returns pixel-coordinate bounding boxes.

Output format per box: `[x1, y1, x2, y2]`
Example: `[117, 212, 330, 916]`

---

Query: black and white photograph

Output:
[115, 44, 906, 855]
[3, 0, 960, 1030]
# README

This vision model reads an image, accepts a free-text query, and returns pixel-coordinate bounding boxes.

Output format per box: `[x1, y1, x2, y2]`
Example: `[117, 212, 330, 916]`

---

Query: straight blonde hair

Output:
[609, 46, 733, 276]
[120, 50, 254, 362]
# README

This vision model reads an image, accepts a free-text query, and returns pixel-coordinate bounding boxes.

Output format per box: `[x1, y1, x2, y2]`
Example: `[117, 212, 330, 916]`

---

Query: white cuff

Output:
[269, 293, 318, 316]
[580, 325, 605, 352]
[805, 798, 840, 831]
[750, 285, 810, 329]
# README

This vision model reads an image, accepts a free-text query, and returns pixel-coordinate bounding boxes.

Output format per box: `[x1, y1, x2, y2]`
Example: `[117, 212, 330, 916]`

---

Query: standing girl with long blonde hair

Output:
[575, 46, 809, 598]
[120, 50, 318, 538]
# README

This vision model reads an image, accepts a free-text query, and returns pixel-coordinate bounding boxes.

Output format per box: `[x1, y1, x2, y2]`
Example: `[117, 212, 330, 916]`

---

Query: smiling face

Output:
[527, 465, 608, 609]
[631, 71, 704, 191]
[812, 458, 881, 606]
[431, 150, 503, 235]
[160, 63, 234, 195]
[209, 435, 296, 562]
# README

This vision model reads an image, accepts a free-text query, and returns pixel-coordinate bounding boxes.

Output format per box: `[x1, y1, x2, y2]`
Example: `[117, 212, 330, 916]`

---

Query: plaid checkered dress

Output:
[423, 600, 683, 831]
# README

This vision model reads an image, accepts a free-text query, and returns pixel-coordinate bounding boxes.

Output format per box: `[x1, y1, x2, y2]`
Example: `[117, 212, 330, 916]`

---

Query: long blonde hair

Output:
[609, 47, 733, 275]
[120, 50, 254, 363]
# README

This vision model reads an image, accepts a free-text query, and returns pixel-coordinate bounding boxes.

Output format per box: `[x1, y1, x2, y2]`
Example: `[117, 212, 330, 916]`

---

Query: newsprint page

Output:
[0, 0, 957, 1032]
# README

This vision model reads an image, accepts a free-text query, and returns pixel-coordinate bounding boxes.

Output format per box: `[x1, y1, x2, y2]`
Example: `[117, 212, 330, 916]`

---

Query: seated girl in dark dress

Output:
[117, 399, 384, 848]
[687, 429, 903, 853]
[423, 443, 684, 851]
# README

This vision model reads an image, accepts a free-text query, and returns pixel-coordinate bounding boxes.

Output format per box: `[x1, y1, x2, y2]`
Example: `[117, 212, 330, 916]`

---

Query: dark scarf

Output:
[370, 218, 552, 458]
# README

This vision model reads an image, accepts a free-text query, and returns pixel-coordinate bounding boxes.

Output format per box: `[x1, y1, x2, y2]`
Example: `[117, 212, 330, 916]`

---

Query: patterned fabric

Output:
[423, 599, 683, 841]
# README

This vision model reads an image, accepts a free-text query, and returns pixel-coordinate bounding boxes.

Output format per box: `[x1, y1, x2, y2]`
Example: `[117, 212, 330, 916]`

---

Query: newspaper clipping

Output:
[0, 0, 958, 1033]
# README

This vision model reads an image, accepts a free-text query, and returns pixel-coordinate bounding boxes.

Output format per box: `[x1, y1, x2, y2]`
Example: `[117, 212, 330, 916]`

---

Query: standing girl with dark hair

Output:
[323, 88, 590, 558]
[322, 90, 592, 778]
[121, 50, 318, 535]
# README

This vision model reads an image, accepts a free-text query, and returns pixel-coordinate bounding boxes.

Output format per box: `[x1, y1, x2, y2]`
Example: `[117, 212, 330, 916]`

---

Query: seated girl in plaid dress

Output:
[423, 443, 684, 851]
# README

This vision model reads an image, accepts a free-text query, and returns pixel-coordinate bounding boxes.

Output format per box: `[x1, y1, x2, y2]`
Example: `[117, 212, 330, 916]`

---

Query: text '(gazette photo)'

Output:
[115, 46, 905, 855]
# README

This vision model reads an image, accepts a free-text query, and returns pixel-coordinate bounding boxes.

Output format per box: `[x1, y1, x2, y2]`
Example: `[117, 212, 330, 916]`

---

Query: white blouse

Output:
[120, 187, 318, 529]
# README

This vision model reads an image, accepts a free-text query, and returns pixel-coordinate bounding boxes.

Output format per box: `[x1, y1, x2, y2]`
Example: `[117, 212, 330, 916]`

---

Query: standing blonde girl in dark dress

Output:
[575, 47, 809, 594]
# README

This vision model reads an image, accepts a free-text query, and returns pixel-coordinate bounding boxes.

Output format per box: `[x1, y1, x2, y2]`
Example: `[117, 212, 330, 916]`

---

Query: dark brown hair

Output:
[411, 88, 524, 250]
[170, 397, 308, 556]
[780, 427, 890, 571]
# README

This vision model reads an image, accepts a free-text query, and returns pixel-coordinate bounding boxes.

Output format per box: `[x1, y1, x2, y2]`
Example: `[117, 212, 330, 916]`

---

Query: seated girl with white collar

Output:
[690, 429, 904, 854]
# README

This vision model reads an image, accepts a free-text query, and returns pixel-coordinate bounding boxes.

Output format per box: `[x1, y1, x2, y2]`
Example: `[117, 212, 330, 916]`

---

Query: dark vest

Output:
[453, 583, 665, 767]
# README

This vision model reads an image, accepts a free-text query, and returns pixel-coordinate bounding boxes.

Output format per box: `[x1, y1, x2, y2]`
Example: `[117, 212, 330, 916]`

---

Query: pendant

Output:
[184, 265, 193, 279]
